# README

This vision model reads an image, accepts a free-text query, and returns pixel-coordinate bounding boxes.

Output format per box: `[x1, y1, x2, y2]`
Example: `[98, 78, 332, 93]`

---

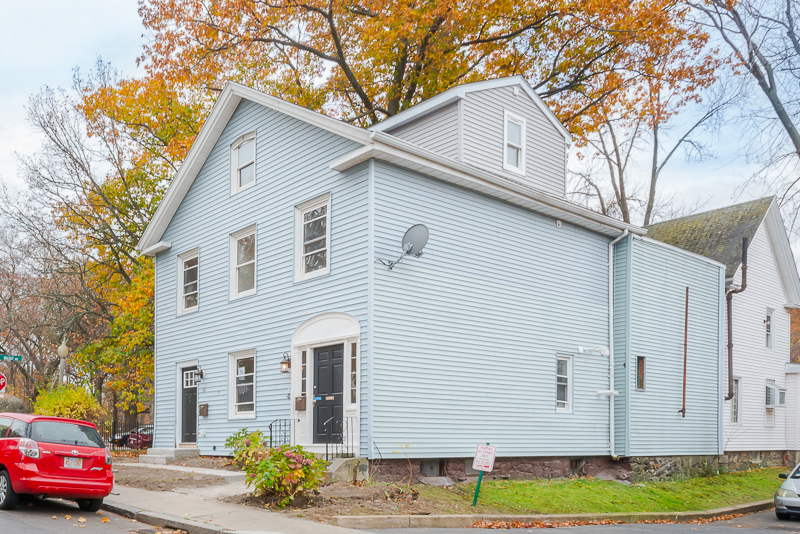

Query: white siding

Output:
[628, 238, 723, 456]
[462, 86, 566, 197]
[386, 102, 460, 159]
[723, 223, 793, 451]
[371, 161, 612, 459]
[153, 99, 370, 455]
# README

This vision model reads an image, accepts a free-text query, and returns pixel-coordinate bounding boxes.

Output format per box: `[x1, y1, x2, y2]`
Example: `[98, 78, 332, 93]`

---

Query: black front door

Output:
[313, 345, 343, 443]
[181, 366, 198, 443]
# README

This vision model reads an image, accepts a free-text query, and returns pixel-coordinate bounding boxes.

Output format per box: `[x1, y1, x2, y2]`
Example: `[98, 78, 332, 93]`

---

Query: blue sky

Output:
[0, 2, 771, 223]
[0, 0, 143, 189]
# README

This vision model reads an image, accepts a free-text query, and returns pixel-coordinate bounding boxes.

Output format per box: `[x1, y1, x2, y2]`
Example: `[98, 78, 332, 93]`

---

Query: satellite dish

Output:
[401, 224, 429, 257]
[378, 224, 430, 270]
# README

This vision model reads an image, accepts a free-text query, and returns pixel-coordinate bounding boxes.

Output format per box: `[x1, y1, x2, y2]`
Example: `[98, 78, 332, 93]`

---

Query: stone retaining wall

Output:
[368, 450, 797, 484]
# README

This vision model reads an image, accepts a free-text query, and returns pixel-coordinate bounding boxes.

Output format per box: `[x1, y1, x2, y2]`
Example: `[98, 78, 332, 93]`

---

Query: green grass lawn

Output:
[418, 468, 785, 515]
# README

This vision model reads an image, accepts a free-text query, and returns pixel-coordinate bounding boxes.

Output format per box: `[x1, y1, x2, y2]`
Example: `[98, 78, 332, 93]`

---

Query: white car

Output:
[775, 465, 800, 519]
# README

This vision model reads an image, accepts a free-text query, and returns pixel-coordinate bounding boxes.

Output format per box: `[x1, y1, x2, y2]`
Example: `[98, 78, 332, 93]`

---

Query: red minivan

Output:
[0, 413, 113, 511]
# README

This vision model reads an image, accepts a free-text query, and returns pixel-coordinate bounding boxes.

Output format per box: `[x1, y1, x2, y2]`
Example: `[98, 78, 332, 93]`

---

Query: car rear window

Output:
[30, 421, 105, 448]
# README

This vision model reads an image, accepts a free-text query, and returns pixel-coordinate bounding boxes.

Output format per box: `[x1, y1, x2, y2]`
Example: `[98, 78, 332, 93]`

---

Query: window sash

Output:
[182, 256, 198, 310]
[731, 379, 739, 423]
[234, 232, 256, 295]
[556, 357, 570, 410]
[234, 137, 255, 190]
[350, 344, 357, 404]
[233, 356, 255, 414]
[297, 197, 330, 278]
[505, 116, 524, 169]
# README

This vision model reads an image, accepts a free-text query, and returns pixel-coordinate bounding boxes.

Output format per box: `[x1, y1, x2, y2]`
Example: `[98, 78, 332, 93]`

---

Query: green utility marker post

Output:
[0, 355, 21, 361]
[472, 442, 495, 507]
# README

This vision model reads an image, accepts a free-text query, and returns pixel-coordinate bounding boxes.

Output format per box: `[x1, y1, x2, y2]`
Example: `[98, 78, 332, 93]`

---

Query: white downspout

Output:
[607, 229, 628, 459]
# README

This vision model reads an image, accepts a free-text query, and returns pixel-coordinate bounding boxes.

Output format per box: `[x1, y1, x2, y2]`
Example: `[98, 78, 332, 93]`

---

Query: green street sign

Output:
[0, 355, 21, 361]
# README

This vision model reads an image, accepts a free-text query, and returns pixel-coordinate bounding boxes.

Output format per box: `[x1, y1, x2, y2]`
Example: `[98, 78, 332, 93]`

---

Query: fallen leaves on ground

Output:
[473, 519, 624, 529]
[77, 517, 86, 523]
[65, 514, 72, 520]
[474, 512, 752, 529]
[101, 517, 110, 523]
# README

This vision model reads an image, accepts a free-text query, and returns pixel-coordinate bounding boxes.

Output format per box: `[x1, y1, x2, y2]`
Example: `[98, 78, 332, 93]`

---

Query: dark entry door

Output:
[181, 366, 198, 443]
[313, 345, 344, 443]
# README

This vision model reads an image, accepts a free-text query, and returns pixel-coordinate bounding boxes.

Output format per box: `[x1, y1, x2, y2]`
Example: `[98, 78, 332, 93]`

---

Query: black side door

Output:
[313, 345, 343, 443]
[181, 366, 198, 444]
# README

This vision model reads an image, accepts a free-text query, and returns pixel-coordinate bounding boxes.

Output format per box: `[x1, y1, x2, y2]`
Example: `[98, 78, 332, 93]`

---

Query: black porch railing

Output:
[325, 415, 357, 462]
[268, 418, 291, 448]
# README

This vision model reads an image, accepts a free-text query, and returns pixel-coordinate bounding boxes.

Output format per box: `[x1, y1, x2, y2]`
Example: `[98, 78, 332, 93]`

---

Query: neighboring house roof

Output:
[137, 81, 643, 255]
[646, 196, 800, 306]
[368, 76, 573, 143]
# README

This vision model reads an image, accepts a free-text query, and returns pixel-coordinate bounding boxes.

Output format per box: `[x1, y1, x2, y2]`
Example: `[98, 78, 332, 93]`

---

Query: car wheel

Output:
[777, 511, 792, 520]
[0, 470, 19, 510]
[76, 498, 104, 512]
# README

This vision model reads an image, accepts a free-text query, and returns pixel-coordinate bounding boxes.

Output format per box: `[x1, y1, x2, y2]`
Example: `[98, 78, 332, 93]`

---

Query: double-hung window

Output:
[556, 355, 571, 412]
[503, 111, 526, 174]
[294, 193, 331, 281]
[230, 350, 255, 418]
[177, 249, 199, 314]
[231, 225, 256, 299]
[231, 133, 256, 193]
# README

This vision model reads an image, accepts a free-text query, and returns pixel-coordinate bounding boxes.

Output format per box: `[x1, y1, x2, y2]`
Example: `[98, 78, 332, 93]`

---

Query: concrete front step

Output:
[141, 447, 199, 462]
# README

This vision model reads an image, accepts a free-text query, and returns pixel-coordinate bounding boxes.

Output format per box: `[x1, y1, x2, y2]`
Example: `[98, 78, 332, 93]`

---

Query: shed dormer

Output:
[370, 77, 572, 198]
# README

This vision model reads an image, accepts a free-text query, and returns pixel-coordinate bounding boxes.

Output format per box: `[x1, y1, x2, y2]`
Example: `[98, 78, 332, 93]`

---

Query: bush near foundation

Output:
[226, 429, 328, 508]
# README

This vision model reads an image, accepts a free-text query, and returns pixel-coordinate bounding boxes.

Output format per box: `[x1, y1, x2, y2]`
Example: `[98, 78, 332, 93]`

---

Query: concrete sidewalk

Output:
[104, 485, 358, 534]
[115, 462, 247, 483]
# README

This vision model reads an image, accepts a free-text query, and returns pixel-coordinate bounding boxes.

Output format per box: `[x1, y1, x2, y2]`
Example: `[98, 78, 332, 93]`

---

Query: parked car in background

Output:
[0, 413, 113, 511]
[776, 465, 800, 519]
[126, 425, 153, 450]
[109, 429, 132, 448]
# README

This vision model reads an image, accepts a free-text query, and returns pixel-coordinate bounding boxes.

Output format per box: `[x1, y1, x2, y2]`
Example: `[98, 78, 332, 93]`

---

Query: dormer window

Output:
[231, 133, 256, 193]
[503, 111, 526, 174]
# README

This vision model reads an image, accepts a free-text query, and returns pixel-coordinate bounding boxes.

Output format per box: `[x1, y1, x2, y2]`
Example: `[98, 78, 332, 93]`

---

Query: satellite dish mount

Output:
[377, 224, 429, 270]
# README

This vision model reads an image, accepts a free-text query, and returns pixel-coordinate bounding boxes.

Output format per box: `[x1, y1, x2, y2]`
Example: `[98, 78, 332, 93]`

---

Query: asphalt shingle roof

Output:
[645, 196, 774, 279]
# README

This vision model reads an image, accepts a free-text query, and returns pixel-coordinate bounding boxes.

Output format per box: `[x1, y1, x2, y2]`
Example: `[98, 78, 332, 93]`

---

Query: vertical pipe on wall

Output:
[608, 229, 628, 458]
[725, 237, 749, 401]
[679, 287, 689, 417]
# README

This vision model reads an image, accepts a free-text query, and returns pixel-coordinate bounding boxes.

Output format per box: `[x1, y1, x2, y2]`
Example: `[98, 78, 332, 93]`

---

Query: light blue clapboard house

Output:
[137, 77, 726, 478]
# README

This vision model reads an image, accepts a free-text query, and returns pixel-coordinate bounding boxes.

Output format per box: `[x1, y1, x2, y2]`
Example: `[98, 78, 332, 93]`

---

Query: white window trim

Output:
[779, 388, 787, 407]
[556, 355, 572, 413]
[230, 225, 257, 300]
[503, 110, 526, 175]
[177, 248, 199, 315]
[228, 349, 256, 420]
[230, 132, 256, 195]
[294, 193, 331, 282]
[347, 340, 360, 411]
[730, 377, 742, 425]
[766, 380, 779, 409]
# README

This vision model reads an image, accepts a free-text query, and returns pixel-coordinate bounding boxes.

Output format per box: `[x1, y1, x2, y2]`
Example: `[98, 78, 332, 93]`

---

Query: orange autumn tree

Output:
[136, 0, 714, 137]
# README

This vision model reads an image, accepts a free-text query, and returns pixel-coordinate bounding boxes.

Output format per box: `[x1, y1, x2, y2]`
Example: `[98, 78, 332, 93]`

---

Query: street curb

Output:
[102, 499, 231, 534]
[330, 498, 775, 529]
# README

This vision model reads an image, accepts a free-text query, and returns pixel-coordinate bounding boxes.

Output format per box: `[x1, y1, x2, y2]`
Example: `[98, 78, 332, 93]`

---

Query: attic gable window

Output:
[503, 111, 526, 174]
[231, 133, 256, 194]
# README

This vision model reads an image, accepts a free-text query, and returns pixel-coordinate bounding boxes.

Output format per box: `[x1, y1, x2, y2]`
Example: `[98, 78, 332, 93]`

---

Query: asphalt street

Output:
[369, 510, 800, 533]
[0, 496, 175, 534]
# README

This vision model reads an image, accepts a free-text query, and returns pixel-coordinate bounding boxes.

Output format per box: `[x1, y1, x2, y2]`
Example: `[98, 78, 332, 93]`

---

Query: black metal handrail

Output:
[268, 418, 292, 448]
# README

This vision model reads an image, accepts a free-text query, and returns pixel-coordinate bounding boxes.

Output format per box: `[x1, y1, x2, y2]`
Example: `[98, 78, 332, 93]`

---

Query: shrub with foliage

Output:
[226, 428, 328, 508]
[33, 386, 105, 423]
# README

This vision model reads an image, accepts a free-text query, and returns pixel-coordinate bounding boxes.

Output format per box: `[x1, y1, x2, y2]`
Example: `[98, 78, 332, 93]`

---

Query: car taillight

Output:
[19, 438, 40, 459]
[105, 448, 112, 465]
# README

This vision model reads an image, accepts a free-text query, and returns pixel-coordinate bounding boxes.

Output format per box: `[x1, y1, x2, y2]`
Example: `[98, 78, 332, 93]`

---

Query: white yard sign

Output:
[472, 444, 496, 472]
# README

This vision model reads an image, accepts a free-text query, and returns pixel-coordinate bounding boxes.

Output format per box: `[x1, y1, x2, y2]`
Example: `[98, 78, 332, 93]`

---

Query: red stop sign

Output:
[0, 372, 6, 393]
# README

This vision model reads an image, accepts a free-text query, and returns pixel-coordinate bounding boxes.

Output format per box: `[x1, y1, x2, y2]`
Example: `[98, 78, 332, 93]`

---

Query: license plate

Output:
[64, 457, 82, 469]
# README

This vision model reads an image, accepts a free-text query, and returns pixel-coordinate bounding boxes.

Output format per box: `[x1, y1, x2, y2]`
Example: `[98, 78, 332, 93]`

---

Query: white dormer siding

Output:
[381, 82, 568, 198]
[723, 222, 792, 451]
